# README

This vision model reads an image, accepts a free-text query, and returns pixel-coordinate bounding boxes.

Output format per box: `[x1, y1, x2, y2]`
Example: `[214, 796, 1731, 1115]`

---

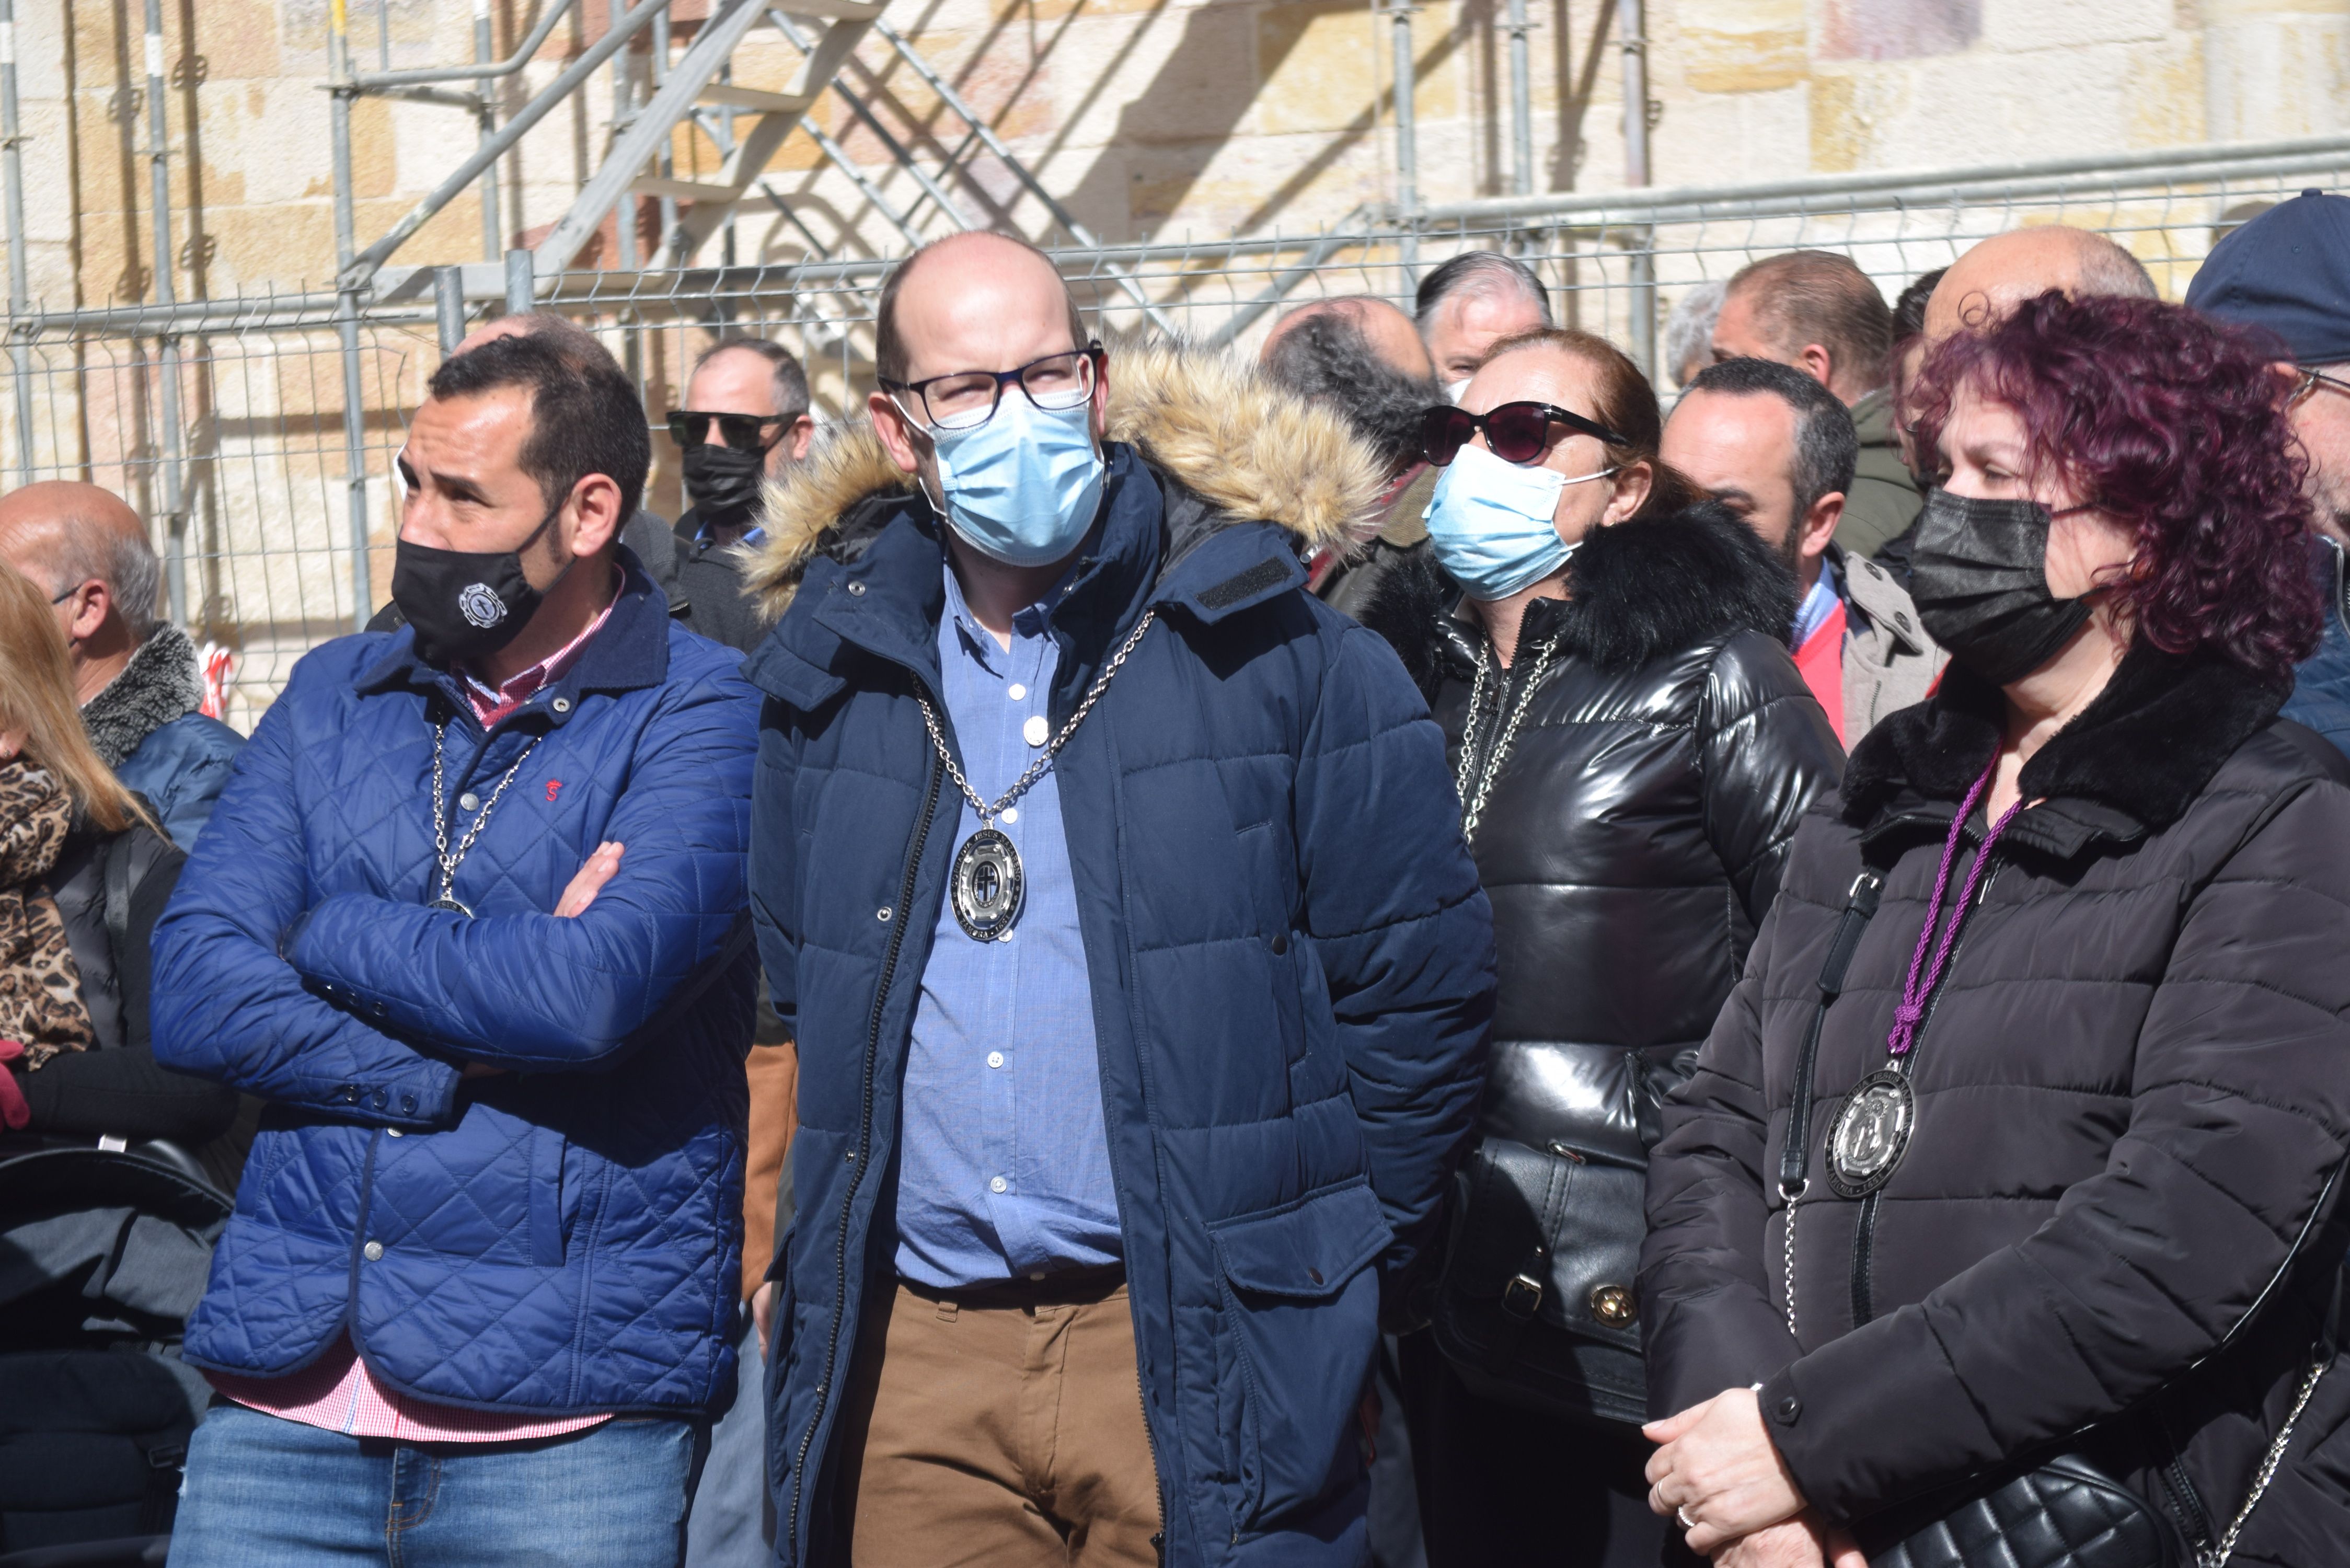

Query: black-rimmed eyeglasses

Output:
[1421, 400, 1628, 468]
[880, 343, 1104, 432]
[665, 410, 787, 451]
[2291, 367, 2350, 408]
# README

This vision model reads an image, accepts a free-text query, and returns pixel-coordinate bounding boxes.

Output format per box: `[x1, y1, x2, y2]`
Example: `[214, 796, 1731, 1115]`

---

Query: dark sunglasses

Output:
[665, 410, 784, 451]
[1422, 401, 1627, 468]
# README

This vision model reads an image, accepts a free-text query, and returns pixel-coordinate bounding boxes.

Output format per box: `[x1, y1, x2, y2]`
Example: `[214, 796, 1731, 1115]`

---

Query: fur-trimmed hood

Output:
[82, 623, 207, 769]
[742, 340, 1387, 621]
[1362, 499, 1800, 693]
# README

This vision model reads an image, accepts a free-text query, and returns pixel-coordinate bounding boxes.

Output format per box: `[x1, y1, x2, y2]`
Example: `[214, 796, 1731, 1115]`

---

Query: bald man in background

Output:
[1922, 224, 2158, 341]
[0, 481, 244, 846]
[1261, 295, 1445, 618]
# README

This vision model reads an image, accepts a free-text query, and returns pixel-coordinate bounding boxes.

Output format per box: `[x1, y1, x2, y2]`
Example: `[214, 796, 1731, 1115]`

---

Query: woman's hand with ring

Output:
[1643, 1387, 1808, 1554]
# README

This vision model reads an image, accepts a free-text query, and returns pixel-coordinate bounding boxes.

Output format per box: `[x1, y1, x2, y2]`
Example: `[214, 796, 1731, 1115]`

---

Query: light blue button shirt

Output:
[892, 562, 1122, 1289]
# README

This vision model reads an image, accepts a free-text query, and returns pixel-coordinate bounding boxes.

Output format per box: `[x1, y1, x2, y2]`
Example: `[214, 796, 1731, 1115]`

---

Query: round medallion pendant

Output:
[428, 894, 475, 917]
[1825, 1068, 1917, 1199]
[951, 827, 1024, 942]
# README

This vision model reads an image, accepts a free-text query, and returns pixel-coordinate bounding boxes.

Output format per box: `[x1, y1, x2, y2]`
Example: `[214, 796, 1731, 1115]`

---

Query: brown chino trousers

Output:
[832, 1269, 1162, 1566]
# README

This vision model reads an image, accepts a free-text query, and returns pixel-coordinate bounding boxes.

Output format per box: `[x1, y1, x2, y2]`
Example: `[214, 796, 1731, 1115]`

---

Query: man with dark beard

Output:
[1662, 356, 1941, 749]
[1260, 296, 1445, 618]
[2186, 188, 2350, 755]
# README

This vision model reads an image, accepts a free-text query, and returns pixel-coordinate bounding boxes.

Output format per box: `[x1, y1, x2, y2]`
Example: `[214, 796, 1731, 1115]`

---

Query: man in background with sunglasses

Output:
[664, 338, 817, 656]
[2186, 189, 2350, 757]
[739, 229, 1493, 1568]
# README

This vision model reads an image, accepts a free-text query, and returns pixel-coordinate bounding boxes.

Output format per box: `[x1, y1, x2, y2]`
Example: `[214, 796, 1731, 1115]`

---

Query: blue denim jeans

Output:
[167, 1402, 710, 1567]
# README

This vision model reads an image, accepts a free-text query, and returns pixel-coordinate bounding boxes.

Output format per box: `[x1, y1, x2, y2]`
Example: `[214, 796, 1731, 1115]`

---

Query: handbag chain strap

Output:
[2198, 1354, 2328, 1568]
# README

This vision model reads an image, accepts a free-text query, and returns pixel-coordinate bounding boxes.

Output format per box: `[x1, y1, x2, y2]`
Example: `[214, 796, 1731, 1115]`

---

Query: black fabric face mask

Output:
[391, 502, 567, 667]
[681, 441, 768, 528]
[1908, 489, 2094, 686]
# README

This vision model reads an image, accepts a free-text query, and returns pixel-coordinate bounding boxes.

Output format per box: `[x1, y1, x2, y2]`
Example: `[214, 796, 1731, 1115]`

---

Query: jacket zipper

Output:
[1849, 854, 2001, 1328]
[786, 736, 945, 1556]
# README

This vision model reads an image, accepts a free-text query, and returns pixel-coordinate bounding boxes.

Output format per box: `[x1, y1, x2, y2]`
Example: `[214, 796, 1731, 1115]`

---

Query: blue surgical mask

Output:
[925, 394, 1106, 568]
[1425, 441, 1617, 600]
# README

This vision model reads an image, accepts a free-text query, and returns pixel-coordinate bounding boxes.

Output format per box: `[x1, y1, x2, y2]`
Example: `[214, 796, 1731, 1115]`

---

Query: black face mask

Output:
[681, 441, 769, 528]
[1908, 489, 2093, 686]
[391, 502, 568, 667]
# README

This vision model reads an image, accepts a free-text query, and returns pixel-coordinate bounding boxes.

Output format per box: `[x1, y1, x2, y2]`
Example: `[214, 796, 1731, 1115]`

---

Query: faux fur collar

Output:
[1840, 642, 2290, 835]
[81, 624, 205, 769]
[742, 340, 1386, 621]
[1360, 501, 1799, 690]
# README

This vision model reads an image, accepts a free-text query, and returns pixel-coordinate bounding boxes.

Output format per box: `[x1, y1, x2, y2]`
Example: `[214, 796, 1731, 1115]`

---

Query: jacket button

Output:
[1307, 1266, 1324, 1285]
[363, 1241, 384, 1261]
[551, 697, 571, 714]
[386, 1128, 403, 1138]
[371, 1089, 388, 1110]
[1270, 934, 1289, 955]
[1895, 612, 1913, 631]
[1773, 1394, 1802, 1424]
[877, 907, 893, 922]
[847, 581, 866, 597]
[401, 1094, 416, 1113]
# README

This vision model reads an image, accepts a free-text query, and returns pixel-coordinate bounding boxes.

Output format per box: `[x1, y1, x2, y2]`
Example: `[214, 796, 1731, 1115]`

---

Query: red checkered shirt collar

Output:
[460, 571, 621, 728]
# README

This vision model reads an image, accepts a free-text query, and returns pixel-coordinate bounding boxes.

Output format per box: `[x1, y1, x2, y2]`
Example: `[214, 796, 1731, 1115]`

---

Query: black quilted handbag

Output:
[1851, 1453, 2179, 1568]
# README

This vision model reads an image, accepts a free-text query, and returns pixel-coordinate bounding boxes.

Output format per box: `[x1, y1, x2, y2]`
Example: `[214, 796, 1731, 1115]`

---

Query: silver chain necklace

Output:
[1453, 633, 1560, 846]
[916, 608, 1157, 941]
[427, 723, 542, 917]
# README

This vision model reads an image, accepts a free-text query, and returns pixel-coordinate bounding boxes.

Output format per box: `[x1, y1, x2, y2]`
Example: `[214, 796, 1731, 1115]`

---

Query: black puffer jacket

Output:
[1366, 503, 1844, 1162]
[1643, 646, 2350, 1564]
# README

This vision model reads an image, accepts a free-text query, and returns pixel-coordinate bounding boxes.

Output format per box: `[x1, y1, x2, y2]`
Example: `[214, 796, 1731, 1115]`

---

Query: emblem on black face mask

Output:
[1825, 1068, 1916, 1198]
[458, 582, 507, 629]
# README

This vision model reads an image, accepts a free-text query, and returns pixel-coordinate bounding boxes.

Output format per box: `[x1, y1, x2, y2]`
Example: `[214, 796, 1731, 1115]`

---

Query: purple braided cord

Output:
[1886, 763, 2023, 1056]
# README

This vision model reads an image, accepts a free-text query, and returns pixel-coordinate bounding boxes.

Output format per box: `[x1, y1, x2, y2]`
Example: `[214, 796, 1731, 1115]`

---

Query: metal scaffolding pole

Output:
[1388, 0, 1420, 277]
[1505, 0, 1533, 197]
[143, 0, 189, 625]
[475, 0, 501, 260]
[330, 0, 372, 633]
[1618, 0, 1655, 379]
[2, 0, 35, 479]
[434, 264, 466, 352]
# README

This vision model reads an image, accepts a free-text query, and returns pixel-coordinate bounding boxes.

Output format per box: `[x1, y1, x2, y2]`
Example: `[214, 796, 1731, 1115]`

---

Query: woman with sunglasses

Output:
[1365, 327, 1842, 1567]
[1641, 292, 2350, 1568]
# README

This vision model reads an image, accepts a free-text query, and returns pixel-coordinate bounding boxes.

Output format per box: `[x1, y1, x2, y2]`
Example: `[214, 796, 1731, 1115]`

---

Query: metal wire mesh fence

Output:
[7, 138, 2348, 732]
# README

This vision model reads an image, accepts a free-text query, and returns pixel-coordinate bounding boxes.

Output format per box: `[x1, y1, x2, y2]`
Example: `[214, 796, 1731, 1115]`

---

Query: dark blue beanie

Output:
[2185, 189, 2350, 367]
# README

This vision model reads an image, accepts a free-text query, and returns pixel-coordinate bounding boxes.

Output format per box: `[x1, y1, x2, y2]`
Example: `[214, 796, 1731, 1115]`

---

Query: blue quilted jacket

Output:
[151, 555, 761, 1417]
[744, 348, 1496, 1568]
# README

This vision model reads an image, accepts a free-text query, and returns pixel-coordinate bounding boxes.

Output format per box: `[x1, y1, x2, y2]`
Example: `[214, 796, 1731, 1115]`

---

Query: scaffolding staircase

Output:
[336, 0, 1168, 332]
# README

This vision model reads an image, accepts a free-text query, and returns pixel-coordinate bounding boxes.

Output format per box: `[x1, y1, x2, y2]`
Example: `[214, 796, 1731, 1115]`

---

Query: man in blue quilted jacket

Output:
[740, 232, 1495, 1568]
[151, 331, 761, 1567]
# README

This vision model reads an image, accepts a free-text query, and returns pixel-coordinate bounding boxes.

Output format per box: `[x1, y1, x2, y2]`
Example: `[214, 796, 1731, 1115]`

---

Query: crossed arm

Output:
[153, 674, 757, 1121]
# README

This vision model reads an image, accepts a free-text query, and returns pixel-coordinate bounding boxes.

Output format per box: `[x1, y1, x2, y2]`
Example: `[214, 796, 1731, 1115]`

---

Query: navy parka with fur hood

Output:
[742, 345, 1496, 1568]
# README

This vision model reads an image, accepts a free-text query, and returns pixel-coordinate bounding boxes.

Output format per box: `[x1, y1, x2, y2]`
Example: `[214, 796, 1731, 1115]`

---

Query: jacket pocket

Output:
[1207, 1180, 1392, 1529]
[529, 1126, 566, 1267]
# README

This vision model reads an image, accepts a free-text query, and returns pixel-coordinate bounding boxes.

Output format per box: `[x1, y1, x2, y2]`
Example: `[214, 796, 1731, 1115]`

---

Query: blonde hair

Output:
[0, 559, 153, 834]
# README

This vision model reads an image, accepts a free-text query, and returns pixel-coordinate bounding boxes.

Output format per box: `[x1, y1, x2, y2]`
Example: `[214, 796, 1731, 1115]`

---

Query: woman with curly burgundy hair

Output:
[1637, 290, 2350, 1568]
